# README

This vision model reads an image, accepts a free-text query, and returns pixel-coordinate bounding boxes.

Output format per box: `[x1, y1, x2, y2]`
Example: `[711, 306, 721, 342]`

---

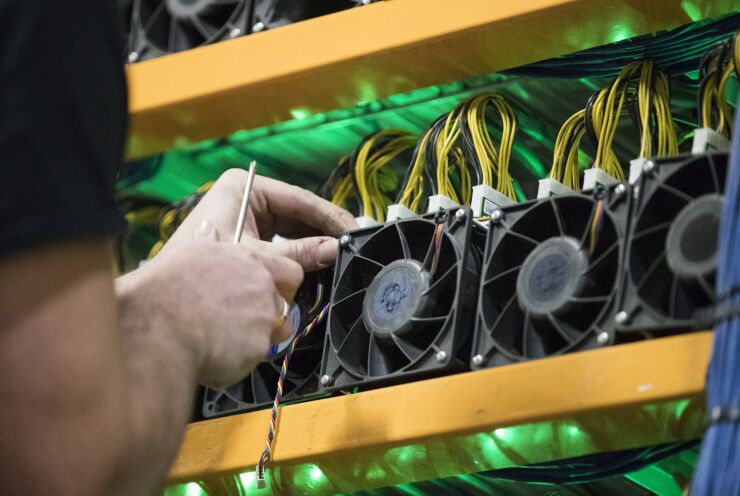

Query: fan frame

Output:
[616, 151, 727, 335]
[471, 185, 631, 370]
[199, 268, 332, 419]
[320, 207, 484, 392]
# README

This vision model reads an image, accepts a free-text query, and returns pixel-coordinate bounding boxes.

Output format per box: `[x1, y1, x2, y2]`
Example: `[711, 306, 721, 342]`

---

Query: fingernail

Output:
[195, 220, 215, 240]
[317, 238, 339, 265]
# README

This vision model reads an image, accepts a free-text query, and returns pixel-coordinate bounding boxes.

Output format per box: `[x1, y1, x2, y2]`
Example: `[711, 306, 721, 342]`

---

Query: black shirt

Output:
[0, 0, 127, 258]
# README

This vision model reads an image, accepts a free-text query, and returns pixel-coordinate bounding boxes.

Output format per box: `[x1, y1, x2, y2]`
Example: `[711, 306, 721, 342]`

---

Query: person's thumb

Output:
[194, 220, 220, 241]
[268, 236, 338, 271]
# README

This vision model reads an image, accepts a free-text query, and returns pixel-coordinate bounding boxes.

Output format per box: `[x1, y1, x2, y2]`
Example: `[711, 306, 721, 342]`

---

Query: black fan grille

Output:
[201, 269, 330, 418]
[474, 192, 626, 368]
[129, 0, 251, 61]
[330, 220, 459, 378]
[623, 153, 726, 329]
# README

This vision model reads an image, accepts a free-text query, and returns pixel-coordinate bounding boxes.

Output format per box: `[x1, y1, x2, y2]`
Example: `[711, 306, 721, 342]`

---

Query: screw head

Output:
[435, 350, 447, 362]
[597, 332, 609, 345]
[253, 21, 265, 32]
[339, 234, 351, 248]
[642, 160, 656, 176]
[614, 183, 626, 197]
[455, 208, 466, 220]
[128, 51, 139, 64]
[472, 354, 484, 366]
[229, 27, 242, 38]
[320, 375, 332, 386]
[614, 310, 629, 325]
[490, 209, 503, 223]
[361, 0, 372, 4]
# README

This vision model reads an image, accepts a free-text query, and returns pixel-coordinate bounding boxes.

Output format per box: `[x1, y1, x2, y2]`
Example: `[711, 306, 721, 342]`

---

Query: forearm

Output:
[113, 268, 202, 496]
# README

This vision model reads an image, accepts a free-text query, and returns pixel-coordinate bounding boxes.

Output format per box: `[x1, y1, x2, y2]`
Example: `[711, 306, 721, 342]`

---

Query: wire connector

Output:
[692, 128, 730, 155]
[582, 168, 619, 191]
[256, 465, 267, 489]
[471, 184, 515, 217]
[537, 178, 572, 199]
[426, 194, 459, 214]
[387, 203, 416, 222]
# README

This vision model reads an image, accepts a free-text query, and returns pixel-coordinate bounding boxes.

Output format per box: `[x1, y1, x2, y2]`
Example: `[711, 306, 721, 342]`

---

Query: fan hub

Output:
[665, 193, 722, 280]
[363, 260, 431, 341]
[165, 0, 218, 19]
[517, 236, 588, 318]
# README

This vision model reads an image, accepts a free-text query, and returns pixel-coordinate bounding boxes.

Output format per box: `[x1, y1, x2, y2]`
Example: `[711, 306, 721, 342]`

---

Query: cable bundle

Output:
[549, 109, 587, 189]
[350, 129, 417, 222]
[457, 93, 518, 200]
[690, 96, 740, 496]
[148, 181, 213, 258]
[319, 156, 356, 209]
[585, 60, 678, 181]
[396, 116, 446, 213]
[698, 32, 739, 138]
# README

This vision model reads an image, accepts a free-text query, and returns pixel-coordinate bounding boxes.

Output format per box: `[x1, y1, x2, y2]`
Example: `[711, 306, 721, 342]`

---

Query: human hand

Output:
[124, 221, 303, 389]
[159, 169, 358, 271]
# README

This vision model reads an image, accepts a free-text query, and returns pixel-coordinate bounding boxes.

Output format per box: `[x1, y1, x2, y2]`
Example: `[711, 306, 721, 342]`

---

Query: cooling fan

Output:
[252, 0, 372, 32]
[471, 186, 630, 370]
[127, 0, 252, 62]
[617, 152, 727, 334]
[320, 208, 483, 391]
[200, 269, 332, 419]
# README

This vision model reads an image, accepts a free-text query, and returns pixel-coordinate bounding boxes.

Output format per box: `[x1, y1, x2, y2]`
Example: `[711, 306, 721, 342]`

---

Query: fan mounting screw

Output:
[320, 375, 332, 387]
[642, 160, 656, 176]
[339, 234, 351, 248]
[490, 209, 503, 223]
[597, 332, 609, 345]
[128, 51, 139, 64]
[229, 28, 242, 38]
[614, 311, 629, 325]
[455, 208, 466, 220]
[361, 0, 372, 4]
[472, 354, 483, 366]
[435, 350, 447, 362]
[614, 183, 626, 198]
[253, 21, 266, 32]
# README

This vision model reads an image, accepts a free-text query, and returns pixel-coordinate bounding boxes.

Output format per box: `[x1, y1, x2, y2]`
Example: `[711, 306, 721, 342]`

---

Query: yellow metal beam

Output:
[169, 332, 712, 492]
[126, 0, 738, 159]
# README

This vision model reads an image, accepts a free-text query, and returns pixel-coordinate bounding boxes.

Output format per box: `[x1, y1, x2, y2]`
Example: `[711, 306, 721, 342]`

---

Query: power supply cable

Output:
[690, 91, 740, 496]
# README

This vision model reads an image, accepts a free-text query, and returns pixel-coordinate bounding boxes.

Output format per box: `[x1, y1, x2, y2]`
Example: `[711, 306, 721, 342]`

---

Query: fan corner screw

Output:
[229, 28, 242, 38]
[472, 354, 484, 366]
[642, 160, 656, 176]
[127, 51, 139, 64]
[490, 209, 503, 223]
[614, 310, 629, 325]
[253, 21, 266, 32]
[435, 350, 447, 362]
[339, 234, 351, 248]
[614, 183, 626, 198]
[597, 332, 609, 345]
[455, 208, 466, 220]
[320, 375, 332, 387]
[361, 0, 372, 4]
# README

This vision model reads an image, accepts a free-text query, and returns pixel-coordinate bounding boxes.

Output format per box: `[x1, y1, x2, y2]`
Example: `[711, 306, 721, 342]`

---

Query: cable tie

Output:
[704, 406, 740, 429]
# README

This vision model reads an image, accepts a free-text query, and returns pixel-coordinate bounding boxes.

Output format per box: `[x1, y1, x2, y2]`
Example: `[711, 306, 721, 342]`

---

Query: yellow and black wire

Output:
[350, 129, 417, 222]
[698, 32, 739, 138]
[319, 156, 356, 210]
[585, 60, 677, 182]
[549, 109, 587, 190]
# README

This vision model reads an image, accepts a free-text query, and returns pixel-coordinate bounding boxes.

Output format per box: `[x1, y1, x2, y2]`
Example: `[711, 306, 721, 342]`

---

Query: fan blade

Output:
[568, 295, 610, 304]
[483, 264, 523, 288]
[522, 313, 546, 358]
[659, 183, 694, 204]
[168, 17, 191, 52]
[410, 315, 449, 325]
[708, 155, 721, 192]
[368, 334, 403, 376]
[579, 202, 597, 246]
[143, 1, 166, 32]
[421, 232, 437, 270]
[332, 288, 367, 314]
[631, 221, 672, 242]
[395, 224, 412, 260]
[391, 333, 424, 362]
[668, 274, 680, 319]
[548, 198, 565, 236]
[585, 241, 618, 275]
[251, 367, 274, 402]
[353, 254, 386, 270]
[695, 275, 717, 301]
[423, 264, 456, 296]
[338, 318, 370, 360]
[547, 314, 583, 344]
[191, 15, 215, 39]
[507, 230, 539, 247]
[636, 252, 668, 291]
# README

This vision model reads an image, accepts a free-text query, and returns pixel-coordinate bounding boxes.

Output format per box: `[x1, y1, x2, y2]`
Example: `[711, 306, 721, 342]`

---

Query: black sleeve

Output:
[0, 0, 128, 258]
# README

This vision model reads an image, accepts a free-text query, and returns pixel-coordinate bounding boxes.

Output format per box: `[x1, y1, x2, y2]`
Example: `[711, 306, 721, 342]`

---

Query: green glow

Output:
[681, 1, 704, 22]
[310, 465, 325, 481]
[239, 471, 257, 489]
[608, 24, 637, 44]
[185, 482, 204, 496]
[290, 107, 312, 121]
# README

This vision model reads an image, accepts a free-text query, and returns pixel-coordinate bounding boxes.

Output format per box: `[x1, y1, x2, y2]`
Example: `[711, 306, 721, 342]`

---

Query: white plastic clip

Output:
[355, 216, 380, 228]
[426, 194, 459, 213]
[386, 204, 416, 222]
[471, 184, 515, 217]
[537, 178, 572, 199]
[582, 168, 619, 190]
[692, 128, 730, 155]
